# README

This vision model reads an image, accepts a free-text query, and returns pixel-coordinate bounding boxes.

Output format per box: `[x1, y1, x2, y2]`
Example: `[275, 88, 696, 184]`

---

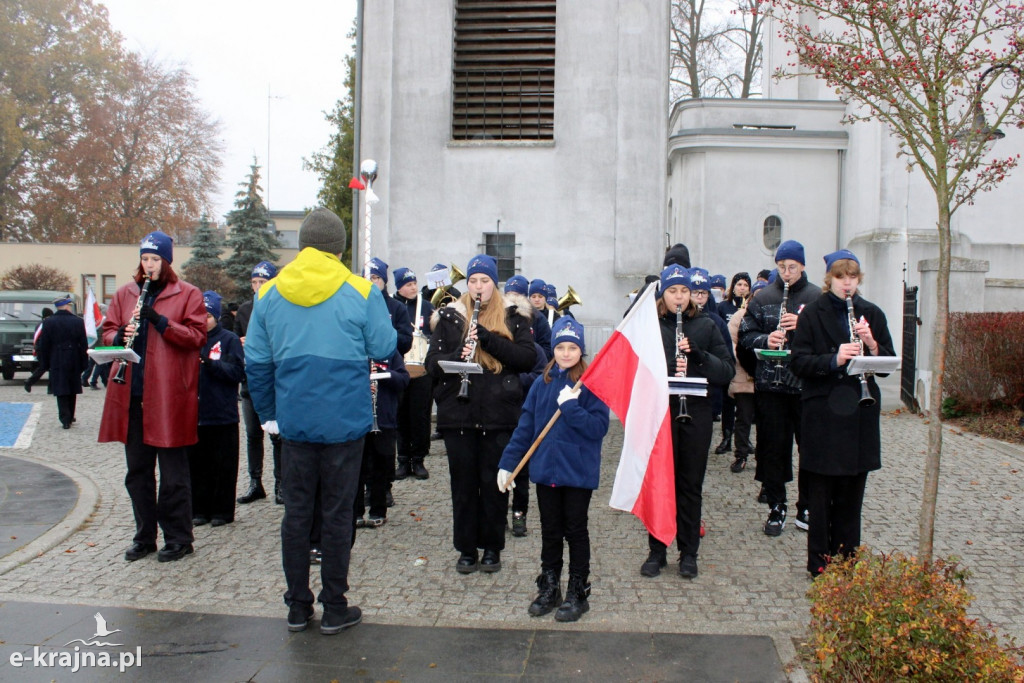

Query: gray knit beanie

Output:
[299, 207, 347, 255]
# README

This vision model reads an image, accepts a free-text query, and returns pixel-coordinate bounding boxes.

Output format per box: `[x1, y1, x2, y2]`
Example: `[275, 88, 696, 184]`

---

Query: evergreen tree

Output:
[183, 213, 224, 269]
[224, 160, 279, 300]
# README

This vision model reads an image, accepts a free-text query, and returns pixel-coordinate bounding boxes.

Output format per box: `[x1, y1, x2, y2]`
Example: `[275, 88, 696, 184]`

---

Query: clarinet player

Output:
[99, 231, 207, 563]
[790, 249, 894, 577]
[425, 255, 536, 574]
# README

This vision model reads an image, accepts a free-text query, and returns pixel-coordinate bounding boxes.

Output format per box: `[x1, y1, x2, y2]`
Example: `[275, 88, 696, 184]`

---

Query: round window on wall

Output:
[763, 215, 782, 250]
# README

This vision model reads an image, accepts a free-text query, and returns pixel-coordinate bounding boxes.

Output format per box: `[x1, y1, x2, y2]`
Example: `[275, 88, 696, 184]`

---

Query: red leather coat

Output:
[98, 278, 207, 448]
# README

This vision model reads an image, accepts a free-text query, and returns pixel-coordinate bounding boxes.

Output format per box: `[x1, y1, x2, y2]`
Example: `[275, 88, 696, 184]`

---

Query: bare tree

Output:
[0, 264, 73, 291]
[769, 0, 1024, 562]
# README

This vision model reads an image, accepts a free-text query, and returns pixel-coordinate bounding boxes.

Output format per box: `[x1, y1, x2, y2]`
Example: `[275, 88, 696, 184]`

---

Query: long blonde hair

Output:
[458, 290, 512, 373]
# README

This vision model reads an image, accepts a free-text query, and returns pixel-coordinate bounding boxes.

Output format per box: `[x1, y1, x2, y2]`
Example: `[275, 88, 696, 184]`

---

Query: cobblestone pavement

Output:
[1, 379, 1022, 676]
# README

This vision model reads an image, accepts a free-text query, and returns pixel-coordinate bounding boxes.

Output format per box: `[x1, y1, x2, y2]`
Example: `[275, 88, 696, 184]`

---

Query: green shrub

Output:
[806, 548, 1024, 682]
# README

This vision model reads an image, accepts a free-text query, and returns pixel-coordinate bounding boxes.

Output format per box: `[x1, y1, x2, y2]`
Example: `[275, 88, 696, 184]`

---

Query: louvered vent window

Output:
[452, 0, 556, 141]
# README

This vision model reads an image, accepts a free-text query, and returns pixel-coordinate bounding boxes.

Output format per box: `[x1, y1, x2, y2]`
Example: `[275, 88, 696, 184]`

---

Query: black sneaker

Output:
[729, 456, 747, 473]
[678, 554, 698, 579]
[640, 551, 667, 577]
[287, 604, 314, 632]
[511, 511, 527, 537]
[321, 606, 362, 635]
[794, 508, 809, 532]
[764, 504, 787, 537]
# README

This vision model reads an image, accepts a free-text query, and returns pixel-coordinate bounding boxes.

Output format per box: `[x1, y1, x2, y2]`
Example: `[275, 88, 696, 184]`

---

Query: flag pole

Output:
[500, 280, 659, 492]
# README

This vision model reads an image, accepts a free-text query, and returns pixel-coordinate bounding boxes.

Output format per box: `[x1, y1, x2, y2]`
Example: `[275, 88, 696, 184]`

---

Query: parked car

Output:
[0, 290, 81, 380]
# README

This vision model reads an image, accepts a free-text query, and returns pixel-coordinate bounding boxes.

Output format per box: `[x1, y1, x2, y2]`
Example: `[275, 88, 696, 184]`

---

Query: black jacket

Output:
[658, 309, 735, 388]
[426, 298, 537, 431]
[789, 292, 895, 476]
[35, 310, 88, 396]
[372, 349, 411, 429]
[382, 290, 413, 355]
[738, 273, 819, 394]
[394, 291, 435, 336]
[198, 324, 245, 426]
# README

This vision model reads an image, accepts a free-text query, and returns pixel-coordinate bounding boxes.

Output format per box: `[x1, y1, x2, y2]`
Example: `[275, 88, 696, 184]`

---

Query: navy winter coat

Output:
[371, 349, 411, 429]
[198, 324, 245, 426]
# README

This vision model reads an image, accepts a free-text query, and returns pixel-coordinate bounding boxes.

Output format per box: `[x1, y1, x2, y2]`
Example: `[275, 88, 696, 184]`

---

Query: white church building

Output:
[357, 1, 1024, 410]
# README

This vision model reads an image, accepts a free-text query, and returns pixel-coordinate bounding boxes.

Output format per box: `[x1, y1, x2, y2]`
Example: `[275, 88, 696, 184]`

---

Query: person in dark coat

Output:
[392, 267, 435, 481]
[189, 291, 245, 527]
[425, 254, 537, 575]
[790, 250, 895, 577]
[367, 258, 413, 356]
[27, 294, 88, 428]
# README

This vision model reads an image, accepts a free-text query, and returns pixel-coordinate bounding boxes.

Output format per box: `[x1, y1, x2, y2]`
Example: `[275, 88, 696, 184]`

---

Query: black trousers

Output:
[241, 394, 281, 483]
[649, 397, 712, 559]
[280, 437, 362, 610]
[804, 470, 868, 575]
[733, 392, 755, 457]
[721, 392, 736, 431]
[753, 391, 808, 510]
[536, 484, 593, 576]
[56, 394, 77, 427]
[443, 430, 510, 554]
[397, 374, 432, 461]
[187, 423, 239, 522]
[124, 398, 193, 546]
[511, 461, 529, 514]
[355, 428, 396, 519]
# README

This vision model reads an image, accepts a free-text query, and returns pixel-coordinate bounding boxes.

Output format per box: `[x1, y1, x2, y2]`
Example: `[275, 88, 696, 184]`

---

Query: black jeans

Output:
[188, 423, 239, 522]
[443, 430, 510, 554]
[721, 393, 735, 431]
[124, 398, 193, 546]
[753, 391, 807, 510]
[804, 470, 868, 574]
[241, 394, 281, 483]
[280, 437, 362, 610]
[355, 428, 396, 520]
[511, 461, 529, 515]
[536, 484, 593, 576]
[397, 374, 432, 461]
[733, 392, 755, 457]
[56, 394, 77, 426]
[649, 397, 712, 559]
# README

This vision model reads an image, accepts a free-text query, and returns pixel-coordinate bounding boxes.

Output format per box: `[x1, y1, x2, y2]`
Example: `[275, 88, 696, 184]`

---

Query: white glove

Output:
[262, 420, 279, 435]
[497, 468, 516, 491]
[557, 385, 580, 406]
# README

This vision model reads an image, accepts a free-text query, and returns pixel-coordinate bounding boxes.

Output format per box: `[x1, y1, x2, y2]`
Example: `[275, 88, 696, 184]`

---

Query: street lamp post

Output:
[952, 64, 1021, 157]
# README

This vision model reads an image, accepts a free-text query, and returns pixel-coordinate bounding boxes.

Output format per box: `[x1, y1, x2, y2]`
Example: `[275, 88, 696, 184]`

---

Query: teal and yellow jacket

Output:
[244, 248, 397, 443]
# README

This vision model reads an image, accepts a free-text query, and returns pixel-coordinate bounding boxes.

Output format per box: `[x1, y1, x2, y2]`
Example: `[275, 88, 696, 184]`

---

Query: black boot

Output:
[528, 569, 562, 617]
[237, 478, 266, 504]
[555, 573, 591, 622]
[411, 458, 429, 480]
[394, 457, 411, 481]
[274, 479, 283, 505]
[714, 429, 733, 454]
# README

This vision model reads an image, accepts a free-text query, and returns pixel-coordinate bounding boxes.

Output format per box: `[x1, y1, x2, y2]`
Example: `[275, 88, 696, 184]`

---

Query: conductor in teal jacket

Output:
[245, 207, 396, 635]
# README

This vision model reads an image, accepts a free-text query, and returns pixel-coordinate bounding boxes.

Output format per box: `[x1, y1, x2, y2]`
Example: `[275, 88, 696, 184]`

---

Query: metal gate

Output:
[901, 281, 920, 412]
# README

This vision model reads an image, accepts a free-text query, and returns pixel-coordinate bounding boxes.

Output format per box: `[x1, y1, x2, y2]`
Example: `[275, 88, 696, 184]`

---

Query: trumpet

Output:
[770, 281, 790, 387]
[674, 304, 691, 423]
[456, 293, 481, 402]
[111, 275, 151, 385]
[557, 285, 582, 312]
[430, 264, 466, 308]
[846, 294, 876, 407]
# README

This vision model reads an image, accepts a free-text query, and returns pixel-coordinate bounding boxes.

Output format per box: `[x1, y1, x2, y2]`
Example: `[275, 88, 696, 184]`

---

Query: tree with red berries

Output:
[768, 0, 1024, 561]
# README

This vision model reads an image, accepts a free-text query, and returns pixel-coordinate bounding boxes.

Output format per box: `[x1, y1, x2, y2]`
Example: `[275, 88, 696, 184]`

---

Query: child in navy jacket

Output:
[190, 291, 245, 526]
[497, 317, 609, 622]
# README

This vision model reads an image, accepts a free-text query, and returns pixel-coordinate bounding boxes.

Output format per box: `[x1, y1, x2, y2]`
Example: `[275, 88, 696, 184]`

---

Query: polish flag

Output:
[84, 286, 102, 346]
[580, 283, 676, 545]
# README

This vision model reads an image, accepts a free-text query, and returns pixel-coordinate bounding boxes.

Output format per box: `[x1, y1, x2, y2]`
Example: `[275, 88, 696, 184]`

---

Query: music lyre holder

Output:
[668, 376, 708, 397]
[846, 356, 901, 375]
[369, 371, 392, 381]
[755, 349, 791, 361]
[88, 347, 141, 364]
[438, 360, 483, 375]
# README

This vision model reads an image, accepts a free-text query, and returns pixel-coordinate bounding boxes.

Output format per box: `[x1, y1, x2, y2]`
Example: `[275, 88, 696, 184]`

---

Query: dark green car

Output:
[0, 290, 81, 380]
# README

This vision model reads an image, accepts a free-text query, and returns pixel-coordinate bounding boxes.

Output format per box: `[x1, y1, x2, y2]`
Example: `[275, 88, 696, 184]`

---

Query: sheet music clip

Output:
[668, 376, 708, 397]
[755, 349, 791, 361]
[438, 360, 483, 375]
[847, 355, 901, 375]
[369, 371, 392, 381]
[88, 347, 141, 364]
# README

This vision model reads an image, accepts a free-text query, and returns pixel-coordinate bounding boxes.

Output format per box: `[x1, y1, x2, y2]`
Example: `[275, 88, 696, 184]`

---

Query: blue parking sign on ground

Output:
[0, 403, 35, 448]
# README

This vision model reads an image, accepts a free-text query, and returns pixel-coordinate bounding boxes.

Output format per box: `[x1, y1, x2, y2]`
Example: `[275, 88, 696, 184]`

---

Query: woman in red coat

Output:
[99, 231, 207, 563]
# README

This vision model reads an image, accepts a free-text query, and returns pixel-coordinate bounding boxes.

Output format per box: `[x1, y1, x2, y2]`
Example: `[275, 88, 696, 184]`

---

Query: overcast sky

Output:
[100, 0, 358, 221]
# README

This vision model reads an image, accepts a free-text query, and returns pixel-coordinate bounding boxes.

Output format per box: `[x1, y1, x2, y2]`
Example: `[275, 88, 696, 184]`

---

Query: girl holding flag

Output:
[497, 317, 609, 622]
[640, 265, 734, 580]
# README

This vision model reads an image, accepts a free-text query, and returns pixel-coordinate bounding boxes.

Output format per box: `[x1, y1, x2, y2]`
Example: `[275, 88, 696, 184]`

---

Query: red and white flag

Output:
[580, 283, 676, 545]
[84, 286, 102, 346]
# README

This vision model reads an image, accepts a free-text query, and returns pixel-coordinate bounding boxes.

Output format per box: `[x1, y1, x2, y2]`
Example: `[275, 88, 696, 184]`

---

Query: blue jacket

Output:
[371, 349, 411, 429]
[198, 324, 245, 426]
[498, 365, 610, 490]
[245, 248, 397, 443]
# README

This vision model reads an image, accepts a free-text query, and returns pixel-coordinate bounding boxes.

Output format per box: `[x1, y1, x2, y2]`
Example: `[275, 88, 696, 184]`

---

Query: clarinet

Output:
[369, 359, 381, 433]
[456, 294, 482, 402]
[110, 275, 151, 385]
[674, 304, 692, 423]
[846, 294, 876, 407]
[770, 281, 790, 387]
